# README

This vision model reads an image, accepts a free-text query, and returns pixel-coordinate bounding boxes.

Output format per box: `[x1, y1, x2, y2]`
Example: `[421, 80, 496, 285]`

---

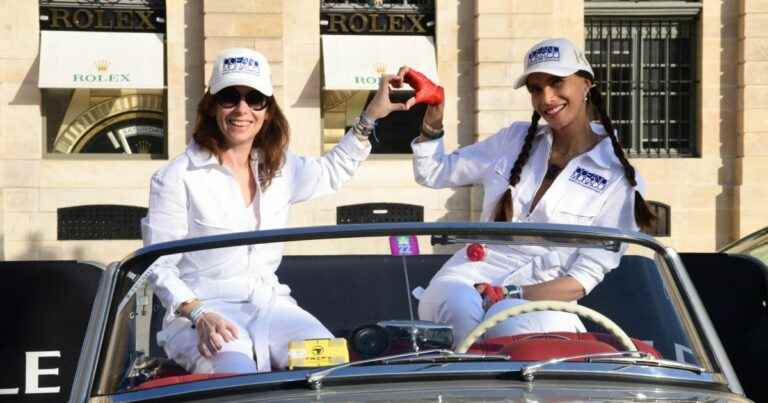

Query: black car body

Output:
[69, 222, 758, 402]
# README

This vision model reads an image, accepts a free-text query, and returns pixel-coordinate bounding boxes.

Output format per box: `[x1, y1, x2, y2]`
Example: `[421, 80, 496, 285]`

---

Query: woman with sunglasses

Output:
[400, 38, 656, 347]
[141, 48, 407, 374]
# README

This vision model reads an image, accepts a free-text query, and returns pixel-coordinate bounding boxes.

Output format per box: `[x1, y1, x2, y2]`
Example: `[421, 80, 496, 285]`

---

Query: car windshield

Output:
[85, 223, 722, 399]
[721, 226, 768, 264]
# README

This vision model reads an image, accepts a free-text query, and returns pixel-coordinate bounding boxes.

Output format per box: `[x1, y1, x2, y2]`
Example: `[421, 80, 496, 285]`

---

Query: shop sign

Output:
[72, 60, 131, 84]
[321, 12, 434, 35]
[40, 2, 165, 33]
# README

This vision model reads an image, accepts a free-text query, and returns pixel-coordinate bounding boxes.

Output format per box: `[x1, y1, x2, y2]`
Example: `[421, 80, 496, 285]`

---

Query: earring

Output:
[584, 90, 589, 102]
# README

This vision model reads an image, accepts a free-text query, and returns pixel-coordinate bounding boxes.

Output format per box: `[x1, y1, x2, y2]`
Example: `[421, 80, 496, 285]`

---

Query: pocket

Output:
[186, 218, 244, 272]
[552, 192, 601, 226]
[191, 218, 238, 234]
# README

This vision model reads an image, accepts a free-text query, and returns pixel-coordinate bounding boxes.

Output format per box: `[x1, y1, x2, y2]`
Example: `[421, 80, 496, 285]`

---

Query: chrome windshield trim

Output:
[120, 222, 666, 281]
[70, 262, 120, 403]
[107, 361, 722, 402]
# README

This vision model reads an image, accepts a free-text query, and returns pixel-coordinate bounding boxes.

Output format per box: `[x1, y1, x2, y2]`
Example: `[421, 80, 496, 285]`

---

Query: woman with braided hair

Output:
[407, 38, 655, 346]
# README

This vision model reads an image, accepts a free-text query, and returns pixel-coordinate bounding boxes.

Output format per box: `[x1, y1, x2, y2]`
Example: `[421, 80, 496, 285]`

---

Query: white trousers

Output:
[161, 295, 333, 373]
[417, 279, 586, 348]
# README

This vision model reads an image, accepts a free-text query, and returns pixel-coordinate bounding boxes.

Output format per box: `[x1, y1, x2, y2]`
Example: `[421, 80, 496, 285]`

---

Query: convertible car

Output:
[67, 222, 763, 402]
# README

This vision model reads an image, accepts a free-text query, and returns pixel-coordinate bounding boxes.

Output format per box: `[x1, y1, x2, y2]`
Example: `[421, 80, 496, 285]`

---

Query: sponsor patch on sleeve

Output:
[568, 166, 608, 193]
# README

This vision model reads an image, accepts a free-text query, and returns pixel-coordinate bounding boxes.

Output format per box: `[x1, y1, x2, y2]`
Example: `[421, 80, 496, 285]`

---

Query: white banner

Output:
[39, 31, 165, 89]
[321, 35, 438, 91]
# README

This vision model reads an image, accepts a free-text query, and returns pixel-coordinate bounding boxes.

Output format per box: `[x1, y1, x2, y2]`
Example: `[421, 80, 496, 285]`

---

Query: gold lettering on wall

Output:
[329, 14, 348, 33]
[348, 14, 367, 33]
[388, 14, 405, 33]
[51, 8, 72, 28]
[322, 13, 433, 34]
[41, 7, 160, 32]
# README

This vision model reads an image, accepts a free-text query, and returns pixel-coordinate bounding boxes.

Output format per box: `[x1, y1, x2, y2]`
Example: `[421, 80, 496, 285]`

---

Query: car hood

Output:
[124, 379, 750, 403]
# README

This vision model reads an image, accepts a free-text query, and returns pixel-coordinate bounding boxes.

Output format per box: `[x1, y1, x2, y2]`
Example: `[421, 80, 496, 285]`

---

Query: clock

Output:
[52, 93, 165, 154]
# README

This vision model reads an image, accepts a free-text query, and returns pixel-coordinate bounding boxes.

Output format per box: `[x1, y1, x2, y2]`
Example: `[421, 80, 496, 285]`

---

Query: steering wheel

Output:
[455, 300, 638, 354]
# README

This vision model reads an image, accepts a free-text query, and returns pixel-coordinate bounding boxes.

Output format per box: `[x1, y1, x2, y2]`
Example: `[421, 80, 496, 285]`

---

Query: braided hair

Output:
[494, 71, 656, 230]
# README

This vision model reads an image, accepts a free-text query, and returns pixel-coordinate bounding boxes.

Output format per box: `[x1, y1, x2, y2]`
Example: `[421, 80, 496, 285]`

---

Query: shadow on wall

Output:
[17, 232, 87, 262]
[184, 0, 205, 144]
[716, 0, 739, 248]
[292, 61, 321, 109]
[9, 55, 40, 106]
[416, 0, 478, 254]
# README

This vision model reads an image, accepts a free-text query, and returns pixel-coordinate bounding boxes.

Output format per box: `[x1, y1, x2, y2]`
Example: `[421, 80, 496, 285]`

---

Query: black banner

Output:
[40, 0, 165, 33]
[321, 12, 435, 36]
[0, 261, 102, 402]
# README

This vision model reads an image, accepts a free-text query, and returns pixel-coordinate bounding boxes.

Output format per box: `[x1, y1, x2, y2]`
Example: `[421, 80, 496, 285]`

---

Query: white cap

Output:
[208, 48, 273, 96]
[513, 38, 594, 89]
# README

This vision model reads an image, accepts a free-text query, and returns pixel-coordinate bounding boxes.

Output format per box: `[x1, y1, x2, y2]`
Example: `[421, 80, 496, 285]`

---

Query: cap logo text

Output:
[528, 46, 560, 66]
[222, 57, 261, 76]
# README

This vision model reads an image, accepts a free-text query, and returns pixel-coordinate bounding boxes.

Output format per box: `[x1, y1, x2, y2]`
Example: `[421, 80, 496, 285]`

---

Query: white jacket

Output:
[142, 131, 371, 314]
[411, 122, 644, 294]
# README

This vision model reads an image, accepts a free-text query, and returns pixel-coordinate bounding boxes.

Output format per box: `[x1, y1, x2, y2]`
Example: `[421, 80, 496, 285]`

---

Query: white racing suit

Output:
[411, 122, 643, 346]
[142, 131, 370, 373]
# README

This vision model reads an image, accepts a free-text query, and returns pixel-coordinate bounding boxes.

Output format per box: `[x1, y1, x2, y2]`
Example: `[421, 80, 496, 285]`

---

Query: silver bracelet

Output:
[352, 113, 376, 140]
[420, 121, 444, 140]
[188, 304, 208, 324]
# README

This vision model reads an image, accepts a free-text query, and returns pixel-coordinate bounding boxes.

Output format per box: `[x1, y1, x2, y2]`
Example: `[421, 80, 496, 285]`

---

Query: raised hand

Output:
[394, 66, 445, 133]
[403, 68, 444, 107]
[363, 74, 410, 120]
[194, 311, 240, 358]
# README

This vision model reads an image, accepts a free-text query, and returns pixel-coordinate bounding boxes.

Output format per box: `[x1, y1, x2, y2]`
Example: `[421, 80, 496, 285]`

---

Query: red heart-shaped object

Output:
[404, 69, 444, 105]
[466, 243, 486, 262]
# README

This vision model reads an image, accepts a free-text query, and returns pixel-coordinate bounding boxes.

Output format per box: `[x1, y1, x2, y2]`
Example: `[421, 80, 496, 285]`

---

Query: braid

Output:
[589, 87, 636, 186]
[509, 111, 540, 187]
[587, 84, 656, 230]
[493, 111, 539, 222]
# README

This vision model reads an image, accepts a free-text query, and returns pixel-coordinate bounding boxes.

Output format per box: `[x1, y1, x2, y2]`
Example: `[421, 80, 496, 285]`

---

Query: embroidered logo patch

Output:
[222, 57, 261, 76]
[528, 46, 560, 66]
[569, 166, 608, 192]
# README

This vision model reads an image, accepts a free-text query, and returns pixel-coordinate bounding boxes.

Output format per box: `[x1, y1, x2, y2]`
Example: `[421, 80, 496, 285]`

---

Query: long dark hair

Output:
[494, 71, 655, 231]
[192, 92, 290, 190]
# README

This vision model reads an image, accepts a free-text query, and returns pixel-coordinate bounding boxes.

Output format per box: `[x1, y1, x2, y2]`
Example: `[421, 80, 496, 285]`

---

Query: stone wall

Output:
[0, 0, 762, 263]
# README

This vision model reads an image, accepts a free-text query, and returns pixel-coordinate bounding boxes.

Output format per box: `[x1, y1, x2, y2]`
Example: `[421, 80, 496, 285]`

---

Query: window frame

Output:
[585, 1, 702, 158]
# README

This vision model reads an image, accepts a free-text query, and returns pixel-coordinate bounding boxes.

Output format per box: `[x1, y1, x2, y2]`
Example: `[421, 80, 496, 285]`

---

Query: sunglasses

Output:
[214, 87, 270, 110]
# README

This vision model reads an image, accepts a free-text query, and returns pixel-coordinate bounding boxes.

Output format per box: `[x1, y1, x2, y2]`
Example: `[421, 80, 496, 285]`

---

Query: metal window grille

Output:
[58, 205, 147, 240]
[337, 203, 423, 224]
[585, 16, 698, 157]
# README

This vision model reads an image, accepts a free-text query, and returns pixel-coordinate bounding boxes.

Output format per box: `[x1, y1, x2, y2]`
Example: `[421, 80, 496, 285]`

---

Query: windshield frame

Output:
[71, 222, 743, 401]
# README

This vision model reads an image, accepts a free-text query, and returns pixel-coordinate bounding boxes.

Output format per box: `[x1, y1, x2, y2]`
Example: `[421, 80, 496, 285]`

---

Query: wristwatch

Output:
[504, 284, 524, 300]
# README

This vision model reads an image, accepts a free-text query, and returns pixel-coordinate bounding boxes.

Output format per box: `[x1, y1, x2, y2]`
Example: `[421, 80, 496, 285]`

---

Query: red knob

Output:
[404, 69, 444, 105]
[466, 243, 486, 262]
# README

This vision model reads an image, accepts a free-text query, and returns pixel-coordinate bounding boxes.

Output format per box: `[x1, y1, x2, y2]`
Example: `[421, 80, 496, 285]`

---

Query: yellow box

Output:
[287, 338, 350, 369]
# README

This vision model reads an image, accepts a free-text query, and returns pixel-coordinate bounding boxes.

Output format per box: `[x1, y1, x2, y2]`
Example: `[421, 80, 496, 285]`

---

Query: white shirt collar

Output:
[185, 141, 260, 169]
[535, 122, 619, 170]
[186, 142, 218, 168]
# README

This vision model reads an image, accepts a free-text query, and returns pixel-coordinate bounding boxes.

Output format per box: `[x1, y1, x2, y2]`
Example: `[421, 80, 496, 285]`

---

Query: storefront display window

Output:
[320, 0, 435, 155]
[38, 0, 166, 157]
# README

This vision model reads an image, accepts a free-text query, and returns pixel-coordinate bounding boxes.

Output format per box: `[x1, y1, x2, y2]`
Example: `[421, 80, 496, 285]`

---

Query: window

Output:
[39, 0, 167, 157]
[320, 0, 436, 155]
[585, 1, 701, 157]
[644, 201, 671, 237]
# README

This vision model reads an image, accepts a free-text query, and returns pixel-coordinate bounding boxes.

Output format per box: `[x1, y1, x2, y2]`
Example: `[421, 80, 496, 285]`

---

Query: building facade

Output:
[0, 0, 764, 263]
